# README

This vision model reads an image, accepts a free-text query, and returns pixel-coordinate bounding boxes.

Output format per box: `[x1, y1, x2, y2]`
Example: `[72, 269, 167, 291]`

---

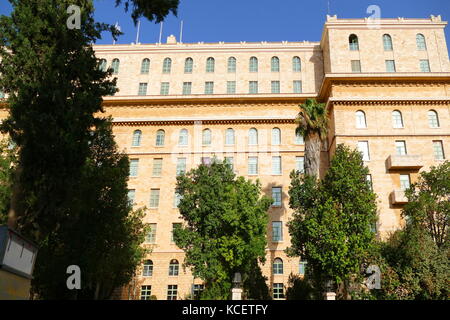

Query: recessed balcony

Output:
[386, 154, 423, 170]
[390, 190, 408, 205]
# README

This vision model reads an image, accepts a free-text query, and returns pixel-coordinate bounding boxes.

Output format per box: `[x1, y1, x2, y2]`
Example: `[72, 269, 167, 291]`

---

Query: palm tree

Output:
[295, 98, 329, 178]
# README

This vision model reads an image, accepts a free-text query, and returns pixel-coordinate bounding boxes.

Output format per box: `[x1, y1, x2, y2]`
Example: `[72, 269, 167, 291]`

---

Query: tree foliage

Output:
[0, 139, 16, 225]
[174, 160, 271, 299]
[287, 144, 378, 296]
[115, 0, 179, 24]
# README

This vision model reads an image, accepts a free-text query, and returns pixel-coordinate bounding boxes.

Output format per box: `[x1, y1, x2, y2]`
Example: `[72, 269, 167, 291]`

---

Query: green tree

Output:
[295, 98, 328, 178]
[403, 161, 449, 248]
[287, 144, 378, 299]
[115, 0, 179, 23]
[174, 160, 271, 299]
[0, 139, 16, 225]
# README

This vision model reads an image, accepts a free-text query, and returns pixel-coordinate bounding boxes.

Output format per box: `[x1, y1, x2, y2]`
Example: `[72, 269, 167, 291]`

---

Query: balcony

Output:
[390, 190, 408, 205]
[386, 155, 423, 170]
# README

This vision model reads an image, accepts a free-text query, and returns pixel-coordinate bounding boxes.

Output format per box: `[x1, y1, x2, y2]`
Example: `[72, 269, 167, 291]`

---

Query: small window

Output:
[416, 34, 427, 50]
[248, 128, 258, 145]
[99, 59, 107, 72]
[132, 130, 142, 146]
[140, 285, 152, 300]
[206, 57, 215, 73]
[296, 156, 305, 173]
[293, 80, 302, 93]
[146, 224, 157, 243]
[138, 83, 148, 95]
[127, 189, 136, 205]
[182, 82, 192, 95]
[169, 259, 179, 276]
[272, 187, 282, 206]
[351, 60, 361, 73]
[383, 34, 393, 51]
[299, 260, 307, 275]
[420, 60, 430, 72]
[184, 57, 193, 73]
[272, 128, 281, 145]
[156, 129, 165, 146]
[179, 129, 188, 146]
[395, 141, 407, 156]
[162, 58, 172, 74]
[225, 128, 235, 145]
[160, 82, 170, 95]
[292, 56, 301, 72]
[152, 158, 163, 177]
[355, 110, 367, 128]
[202, 129, 212, 145]
[111, 58, 120, 74]
[176, 158, 187, 175]
[248, 157, 258, 175]
[249, 57, 258, 72]
[428, 110, 440, 128]
[272, 156, 282, 175]
[249, 81, 258, 94]
[271, 81, 280, 93]
[271, 56, 280, 72]
[201, 157, 211, 165]
[400, 174, 411, 191]
[173, 192, 182, 208]
[167, 285, 178, 300]
[228, 57, 236, 73]
[272, 221, 283, 242]
[204, 81, 214, 94]
[141, 58, 150, 74]
[357, 141, 370, 161]
[129, 159, 139, 177]
[295, 131, 304, 145]
[349, 34, 359, 51]
[273, 283, 284, 299]
[227, 81, 236, 94]
[225, 157, 234, 171]
[143, 260, 153, 277]
[392, 110, 404, 128]
[366, 174, 373, 191]
[171, 223, 181, 243]
[192, 284, 204, 300]
[273, 258, 283, 275]
[386, 60, 396, 73]
[149, 189, 160, 208]
[433, 141, 445, 160]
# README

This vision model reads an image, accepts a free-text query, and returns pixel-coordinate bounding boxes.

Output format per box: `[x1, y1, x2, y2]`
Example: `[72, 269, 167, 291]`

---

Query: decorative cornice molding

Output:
[113, 117, 296, 126]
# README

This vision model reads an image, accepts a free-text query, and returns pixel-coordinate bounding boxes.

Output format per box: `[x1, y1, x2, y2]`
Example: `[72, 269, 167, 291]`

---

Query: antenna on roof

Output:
[179, 20, 184, 43]
[159, 22, 164, 44]
[135, 19, 141, 44]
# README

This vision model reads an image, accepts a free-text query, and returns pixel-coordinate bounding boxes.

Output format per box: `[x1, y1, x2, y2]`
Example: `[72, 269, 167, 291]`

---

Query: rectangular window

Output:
[201, 157, 211, 165]
[271, 81, 280, 93]
[138, 83, 148, 95]
[272, 221, 282, 242]
[129, 159, 139, 177]
[205, 82, 214, 94]
[296, 156, 305, 173]
[351, 60, 361, 73]
[182, 82, 192, 95]
[225, 157, 234, 171]
[127, 189, 136, 205]
[357, 141, 370, 161]
[149, 189, 160, 208]
[176, 158, 187, 175]
[293, 80, 302, 93]
[173, 192, 182, 208]
[433, 141, 445, 160]
[273, 283, 284, 299]
[420, 59, 431, 72]
[386, 60, 396, 72]
[272, 156, 282, 175]
[192, 284, 205, 300]
[152, 158, 163, 177]
[248, 157, 258, 175]
[395, 141, 407, 156]
[400, 174, 411, 191]
[295, 132, 304, 145]
[171, 223, 181, 243]
[140, 285, 152, 300]
[146, 224, 157, 244]
[299, 261, 307, 275]
[167, 285, 178, 300]
[227, 81, 236, 94]
[249, 81, 258, 94]
[160, 82, 170, 95]
[366, 174, 373, 191]
[272, 187, 282, 206]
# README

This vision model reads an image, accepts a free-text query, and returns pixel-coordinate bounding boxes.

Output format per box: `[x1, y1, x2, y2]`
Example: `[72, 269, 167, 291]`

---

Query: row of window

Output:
[136, 80, 303, 96]
[357, 140, 445, 161]
[355, 109, 441, 129]
[141, 284, 180, 300]
[101, 56, 303, 75]
[350, 59, 431, 73]
[131, 128, 305, 147]
[129, 156, 305, 180]
[349, 33, 428, 51]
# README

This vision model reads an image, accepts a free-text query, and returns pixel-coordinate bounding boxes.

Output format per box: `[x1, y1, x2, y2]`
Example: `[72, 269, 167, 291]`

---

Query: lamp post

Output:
[231, 272, 242, 300]
[324, 280, 336, 300]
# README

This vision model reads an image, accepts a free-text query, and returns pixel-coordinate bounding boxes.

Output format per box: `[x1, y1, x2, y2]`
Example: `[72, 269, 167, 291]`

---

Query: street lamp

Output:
[231, 272, 242, 300]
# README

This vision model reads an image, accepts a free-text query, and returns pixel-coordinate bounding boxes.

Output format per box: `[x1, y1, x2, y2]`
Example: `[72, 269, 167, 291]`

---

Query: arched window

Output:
[225, 128, 235, 145]
[273, 258, 283, 275]
[184, 57, 193, 73]
[143, 260, 153, 277]
[349, 34, 359, 51]
[271, 56, 280, 72]
[162, 58, 172, 73]
[228, 57, 236, 73]
[272, 128, 281, 145]
[392, 110, 404, 128]
[355, 110, 367, 128]
[111, 58, 120, 74]
[416, 34, 427, 50]
[383, 34, 393, 51]
[206, 57, 215, 73]
[141, 58, 150, 74]
[99, 59, 107, 72]
[132, 130, 142, 146]
[428, 110, 440, 128]
[155, 129, 165, 146]
[292, 56, 301, 72]
[169, 259, 179, 276]
[249, 57, 258, 72]
[202, 129, 212, 145]
[248, 128, 258, 145]
[179, 129, 188, 146]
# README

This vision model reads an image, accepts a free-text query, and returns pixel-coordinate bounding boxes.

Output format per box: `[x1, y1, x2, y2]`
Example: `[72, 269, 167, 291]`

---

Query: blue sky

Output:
[0, 0, 449, 45]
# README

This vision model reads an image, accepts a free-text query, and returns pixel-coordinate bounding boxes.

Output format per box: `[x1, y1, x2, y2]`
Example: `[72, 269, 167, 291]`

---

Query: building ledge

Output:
[390, 190, 409, 205]
[386, 154, 423, 170]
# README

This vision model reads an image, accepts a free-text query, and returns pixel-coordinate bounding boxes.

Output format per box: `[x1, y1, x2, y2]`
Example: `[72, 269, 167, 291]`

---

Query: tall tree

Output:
[402, 161, 449, 248]
[287, 144, 378, 299]
[295, 98, 328, 178]
[174, 160, 271, 299]
[0, 139, 16, 225]
[115, 0, 179, 24]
